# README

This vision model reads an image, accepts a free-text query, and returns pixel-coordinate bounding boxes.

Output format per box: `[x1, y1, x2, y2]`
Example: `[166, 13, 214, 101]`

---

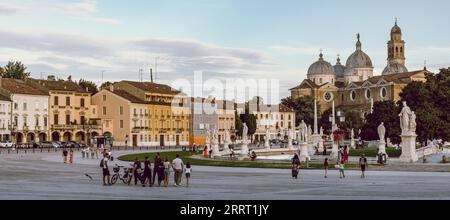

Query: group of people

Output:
[62, 148, 74, 164]
[291, 153, 368, 179]
[101, 152, 192, 187]
[81, 147, 101, 160]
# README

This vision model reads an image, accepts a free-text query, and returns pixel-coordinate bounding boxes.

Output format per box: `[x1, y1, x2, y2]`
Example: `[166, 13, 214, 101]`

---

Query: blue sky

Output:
[1, 0, 449, 98]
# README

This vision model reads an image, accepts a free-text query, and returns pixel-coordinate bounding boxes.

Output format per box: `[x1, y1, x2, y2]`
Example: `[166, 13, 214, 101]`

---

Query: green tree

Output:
[1, 61, 31, 80]
[360, 101, 401, 144]
[235, 111, 243, 138]
[281, 96, 318, 127]
[100, 81, 113, 90]
[399, 68, 450, 143]
[319, 108, 364, 137]
[78, 79, 99, 94]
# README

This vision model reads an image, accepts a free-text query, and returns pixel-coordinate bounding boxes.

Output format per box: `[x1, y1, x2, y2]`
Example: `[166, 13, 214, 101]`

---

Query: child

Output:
[338, 160, 345, 179]
[324, 158, 329, 178]
[185, 162, 192, 187]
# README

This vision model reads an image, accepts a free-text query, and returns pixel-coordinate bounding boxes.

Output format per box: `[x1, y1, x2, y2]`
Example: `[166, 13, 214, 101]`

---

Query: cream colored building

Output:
[0, 94, 11, 141]
[29, 78, 101, 143]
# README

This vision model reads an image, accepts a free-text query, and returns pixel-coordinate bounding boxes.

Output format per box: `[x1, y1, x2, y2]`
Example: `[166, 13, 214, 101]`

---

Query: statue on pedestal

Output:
[399, 101, 413, 135]
[299, 120, 307, 142]
[410, 111, 417, 134]
[307, 125, 312, 143]
[265, 128, 270, 149]
[378, 122, 386, 143]
[242, 123, 248, 143]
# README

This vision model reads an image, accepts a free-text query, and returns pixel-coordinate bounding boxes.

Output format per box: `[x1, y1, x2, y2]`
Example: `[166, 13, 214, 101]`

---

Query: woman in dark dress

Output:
[291, 154, 301, 179]
[157, 161, 165, 187]
[152, 153, 161, 185]
[142, 156, 152, 187]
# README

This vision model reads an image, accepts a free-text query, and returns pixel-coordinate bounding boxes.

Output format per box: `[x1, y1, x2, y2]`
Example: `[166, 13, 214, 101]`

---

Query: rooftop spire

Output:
[336, 54, 341, 64]
[319, 49, 324, 61]
[356, 33, 362, 50]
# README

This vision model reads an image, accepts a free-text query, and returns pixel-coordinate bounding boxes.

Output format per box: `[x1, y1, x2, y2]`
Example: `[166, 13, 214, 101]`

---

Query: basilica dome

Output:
[333, 56, 346, 78]
[307, 53, 336, 76]
[382, 62, 408, 75]
[345, 34, 373, 72]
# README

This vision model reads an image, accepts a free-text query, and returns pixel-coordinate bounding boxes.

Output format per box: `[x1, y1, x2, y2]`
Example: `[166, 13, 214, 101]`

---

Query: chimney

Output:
[150, 68, 153, 83]
[86, 87, 89, 92]
[109, 85, 114, 92]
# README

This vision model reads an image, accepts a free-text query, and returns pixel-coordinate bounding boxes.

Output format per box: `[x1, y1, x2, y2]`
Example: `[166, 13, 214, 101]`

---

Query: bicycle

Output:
[110, 164, 133, 185]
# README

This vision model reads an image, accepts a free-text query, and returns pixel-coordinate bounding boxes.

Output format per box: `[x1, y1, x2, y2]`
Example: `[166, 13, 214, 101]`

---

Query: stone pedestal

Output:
[399, 134, 418, 163]
[222, 143, 231, 155]
[330, 142, 339, 160]
[350, 138, 356, 149]
[318, 138, 324, 153]
[240, 142, 249, 156]
[264, 139, 270, 150]
[211, 143, 221, 157]
[311, 134, 320, 146]
[299, 142, 310, 162]
[378, 141, 388, 158]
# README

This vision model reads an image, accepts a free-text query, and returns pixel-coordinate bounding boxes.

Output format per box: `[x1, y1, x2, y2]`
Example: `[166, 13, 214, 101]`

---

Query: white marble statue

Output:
[378, 122, 386, 143]
[242, 123, 248, 143]
[410, 111, 417, 134]
[399, 101, 413, 135]
[307, 125, 312, 143]
[299, 120, 307, 142]
[265, 128, 270, 149]
[320, 127, 324, 137]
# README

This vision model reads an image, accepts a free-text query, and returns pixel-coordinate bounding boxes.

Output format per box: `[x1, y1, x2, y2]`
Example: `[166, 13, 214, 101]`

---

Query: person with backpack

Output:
[100, 155, 110, 186]
[62, 148, 68, 163]
[359, 154, 368, 178]
[291, 154, 300, 179]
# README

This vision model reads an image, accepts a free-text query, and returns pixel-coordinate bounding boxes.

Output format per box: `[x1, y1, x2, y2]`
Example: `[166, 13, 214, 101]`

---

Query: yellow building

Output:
[29, 78, 101, 143]
[93, 81, 190, 147]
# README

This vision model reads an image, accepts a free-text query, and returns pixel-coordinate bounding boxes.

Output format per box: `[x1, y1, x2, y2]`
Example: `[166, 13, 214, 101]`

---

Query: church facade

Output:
[290, 21, 430, 116]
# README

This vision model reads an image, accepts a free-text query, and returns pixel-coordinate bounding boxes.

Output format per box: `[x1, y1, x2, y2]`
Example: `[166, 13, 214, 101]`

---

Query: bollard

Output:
[33, 148, 35, 153]
[8, 149, 10, 154]
[41, 148, 43, 153]
[48, 148, 50, 153]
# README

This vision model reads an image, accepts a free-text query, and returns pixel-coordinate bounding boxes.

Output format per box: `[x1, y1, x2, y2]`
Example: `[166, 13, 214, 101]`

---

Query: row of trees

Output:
[0, 61, 113, 94]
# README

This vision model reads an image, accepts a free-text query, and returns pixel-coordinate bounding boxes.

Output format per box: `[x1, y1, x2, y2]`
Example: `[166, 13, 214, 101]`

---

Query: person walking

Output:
[343, 146, 349, 163]
[163, 158, 171, 187]
[132, 157, 142, 185]
[101, 155, 111, 186]
[172, 154, 184, 186]
[62, 148, 68, 163]
[324, 158, 329, 178]
[152, 153, 162, 185]
[359, 154, 368, 178]
[142, 156, 152, 187]
[185, 162, 192, 188]
[338, 160, 345, 179]
[69, 148, 74, 164]
[291, 154, 300, 179]
[203, 145, 209, 158]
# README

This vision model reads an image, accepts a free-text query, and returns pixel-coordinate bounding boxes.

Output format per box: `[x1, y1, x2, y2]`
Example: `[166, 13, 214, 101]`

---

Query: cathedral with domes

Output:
[290, 21, 430, 116]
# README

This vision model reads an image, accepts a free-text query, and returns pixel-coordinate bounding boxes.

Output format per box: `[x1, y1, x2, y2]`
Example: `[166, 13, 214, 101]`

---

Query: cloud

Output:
[0, 3, 22, 15]
[0, 0, 120, 25]
[0, 29, 276, 84]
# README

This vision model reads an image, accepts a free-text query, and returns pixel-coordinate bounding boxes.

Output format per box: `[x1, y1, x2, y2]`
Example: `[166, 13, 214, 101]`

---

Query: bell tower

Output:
[387, 19, 406, 65]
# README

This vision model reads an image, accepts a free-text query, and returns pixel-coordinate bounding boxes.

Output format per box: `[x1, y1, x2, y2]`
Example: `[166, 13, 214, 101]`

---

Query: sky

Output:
[1, 0, 450, 99]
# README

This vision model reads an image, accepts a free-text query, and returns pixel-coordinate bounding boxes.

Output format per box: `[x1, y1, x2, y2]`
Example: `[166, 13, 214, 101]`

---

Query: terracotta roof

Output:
[335, 81, 346, 88]
[122, 81, 180, 95]
[0, 93, 11, 102]
[0, 78, 48, 96]
[111, 90, 148, 104]
[290, 79, 320, 90]
[391, 70, 429, 78]
[279, 104, 294, 113]
[35, 79, 88, 93]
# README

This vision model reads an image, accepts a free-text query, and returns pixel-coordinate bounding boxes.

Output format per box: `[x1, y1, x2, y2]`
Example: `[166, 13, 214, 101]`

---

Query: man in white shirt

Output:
[172, 154, 184, 186]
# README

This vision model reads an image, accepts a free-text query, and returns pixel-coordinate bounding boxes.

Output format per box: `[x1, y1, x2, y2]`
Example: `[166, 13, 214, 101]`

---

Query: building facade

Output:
[290, 21, 428, 116]
[0, 94, 11, 141]
[0, 78, 49, 144]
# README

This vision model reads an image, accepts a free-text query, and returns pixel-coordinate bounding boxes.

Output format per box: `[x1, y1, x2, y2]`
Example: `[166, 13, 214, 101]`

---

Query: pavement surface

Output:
[0, 150, 449, 200]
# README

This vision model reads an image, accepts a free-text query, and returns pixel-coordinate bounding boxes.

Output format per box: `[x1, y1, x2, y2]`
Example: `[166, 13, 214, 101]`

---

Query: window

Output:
[103, 107, 107, 115]
[350, 90, 356, 101]
[93, 108, 96, 115]
[54, 114, 59, 125]
[323, 92, 333, 102]
[319, 78, 323, 84]
[119, 106, 124, 115]
[102, 95, 106, 101]
[66, 97, 70, 106]
[14, 116, 18, 126]
[400, 47, 403, 53]
[66, 115, 71, 125]
[365, 89, 371, 100]
[23, 103, 27, 111]
[134, 108, 137, 115]
[23, 116, 27, 126]
[80, 116, 85, 125]
[44, 117, 47, 127]
[120, 120, 124, 129]
[380, 87, 387, 99]
[281, 115, 284, 120]
[80, 98, 85, 107]
[54, 97, 59, 106]
[35, 117, 39, 126]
